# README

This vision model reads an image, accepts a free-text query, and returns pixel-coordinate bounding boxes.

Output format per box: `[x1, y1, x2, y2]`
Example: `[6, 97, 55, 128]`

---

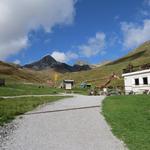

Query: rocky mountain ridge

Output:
[23, 55, 91, 73]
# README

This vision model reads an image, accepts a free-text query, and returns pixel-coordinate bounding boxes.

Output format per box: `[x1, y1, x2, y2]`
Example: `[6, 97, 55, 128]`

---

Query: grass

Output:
[0, 83, 91, 97]
[0, 96, 68, 126]
[0, 83, 63, 96]
[102, 95, 150, 150]
[72, 88, 89, 95]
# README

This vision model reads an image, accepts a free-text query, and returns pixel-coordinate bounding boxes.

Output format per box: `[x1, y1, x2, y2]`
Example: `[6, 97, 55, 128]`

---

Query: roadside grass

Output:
[102, 95, 150, 150]
[0, 83, 63, 96]
[0, 96, 68, 126]
[72, 88, 89, 95]
[0, 83, 91, 97]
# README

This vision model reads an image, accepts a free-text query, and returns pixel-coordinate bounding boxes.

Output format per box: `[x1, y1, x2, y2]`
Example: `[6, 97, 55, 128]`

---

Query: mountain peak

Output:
[23, 55, 57, 70]
[42, 55, 56, 61]
[75, 60, 89, 66]
[23, 55, 91, 73]
[40, 55, 57, 64]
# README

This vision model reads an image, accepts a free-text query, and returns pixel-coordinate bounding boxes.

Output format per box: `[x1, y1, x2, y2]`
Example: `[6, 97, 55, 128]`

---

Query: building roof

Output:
[122, 69, 150, 77]
[63, 80, 74, 82]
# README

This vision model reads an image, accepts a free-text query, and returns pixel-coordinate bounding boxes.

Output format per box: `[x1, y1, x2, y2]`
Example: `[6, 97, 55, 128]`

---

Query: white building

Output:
[122, 69, 150, 94]
[63, 80, 74, 90]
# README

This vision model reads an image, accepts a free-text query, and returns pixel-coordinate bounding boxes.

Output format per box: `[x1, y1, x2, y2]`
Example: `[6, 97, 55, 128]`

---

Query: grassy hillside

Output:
[0, 61, 57, 84]
[60, 41, 150, 87]
[0, 84, 63, 96]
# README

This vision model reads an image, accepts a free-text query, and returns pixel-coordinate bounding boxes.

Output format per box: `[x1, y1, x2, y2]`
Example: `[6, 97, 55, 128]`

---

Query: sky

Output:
[0, 0, 150, 65]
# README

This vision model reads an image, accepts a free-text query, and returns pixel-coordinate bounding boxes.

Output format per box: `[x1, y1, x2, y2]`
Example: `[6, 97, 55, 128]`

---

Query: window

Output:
[143, 77, 148, 85]
[135, 78, 139, 85]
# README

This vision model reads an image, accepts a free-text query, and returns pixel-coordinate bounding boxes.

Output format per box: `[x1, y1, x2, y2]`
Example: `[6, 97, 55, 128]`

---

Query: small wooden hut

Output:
[0, 79, 5, 86]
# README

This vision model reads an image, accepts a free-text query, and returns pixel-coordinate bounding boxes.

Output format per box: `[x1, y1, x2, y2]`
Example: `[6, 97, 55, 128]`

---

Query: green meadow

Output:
[103, 95, 150, 150]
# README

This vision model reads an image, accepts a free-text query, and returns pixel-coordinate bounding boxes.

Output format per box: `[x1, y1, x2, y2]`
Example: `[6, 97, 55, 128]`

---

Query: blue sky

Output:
[0, 0, 150, 65]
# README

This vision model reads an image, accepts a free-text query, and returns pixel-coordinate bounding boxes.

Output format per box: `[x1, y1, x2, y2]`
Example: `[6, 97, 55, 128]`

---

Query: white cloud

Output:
[121, 19, 150, 49]
[51, 32, 106, 62]
[51, 51, 78, 63]
[51, 51, 67, 63]
[79, 32, 106, 58]
[144, 0, 150, 6]
[0, 38, 28, 60]
[13, 59, 21, 65]
[0, 0, 76, 60]
[140, 10, 149, 16]
[66, 51, 79, 60]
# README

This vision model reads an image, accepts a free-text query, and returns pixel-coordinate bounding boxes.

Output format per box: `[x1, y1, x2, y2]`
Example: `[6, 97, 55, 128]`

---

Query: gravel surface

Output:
[0, 95, 127, 150]
[0, 122, 18, 149]
[1, 94, 66, 99]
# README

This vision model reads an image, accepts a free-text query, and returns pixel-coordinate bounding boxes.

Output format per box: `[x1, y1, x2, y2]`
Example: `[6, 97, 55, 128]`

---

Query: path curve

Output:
[0, 93, 66, 99]
[1, 95, 127, 150]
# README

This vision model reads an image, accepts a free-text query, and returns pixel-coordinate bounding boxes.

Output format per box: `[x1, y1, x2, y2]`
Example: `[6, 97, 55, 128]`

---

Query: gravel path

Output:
[0, 95, 127, 150]
[0, 94, 66, 99]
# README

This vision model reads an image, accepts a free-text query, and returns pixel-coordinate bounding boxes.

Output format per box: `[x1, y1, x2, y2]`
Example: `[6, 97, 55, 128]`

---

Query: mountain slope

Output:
[0, 55, 91, 83]
[23, 55, 91, 73]
[24, 55, 57, 70]
[107, 41, 150, 66]
[0, 61, 55, 83]
[61, 41, 150, 87]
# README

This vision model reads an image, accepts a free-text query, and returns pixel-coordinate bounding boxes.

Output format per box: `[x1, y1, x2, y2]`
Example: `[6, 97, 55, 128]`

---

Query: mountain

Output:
[0, 55, 91, 83]
[106, 41, 150, 66]
[91, 61, 111, 68]
[0, 61, 47, 83]
[0, 41, 150, 85]
[61, 41, 150, 87]
[24, 55, 57, 70]
[23, 55, 91, 73]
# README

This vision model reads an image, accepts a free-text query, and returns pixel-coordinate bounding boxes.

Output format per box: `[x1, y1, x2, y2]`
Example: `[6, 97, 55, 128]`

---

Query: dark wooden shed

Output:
[0, 79, 5, 86]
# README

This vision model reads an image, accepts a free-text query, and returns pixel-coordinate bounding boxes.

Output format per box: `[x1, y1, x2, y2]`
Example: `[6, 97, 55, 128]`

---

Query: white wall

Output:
[123, 69, 150, 94]
[65, 83, 72, 90]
